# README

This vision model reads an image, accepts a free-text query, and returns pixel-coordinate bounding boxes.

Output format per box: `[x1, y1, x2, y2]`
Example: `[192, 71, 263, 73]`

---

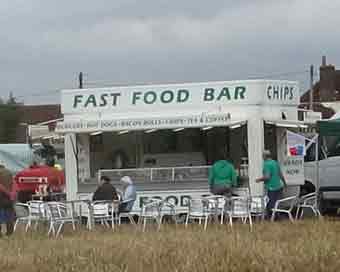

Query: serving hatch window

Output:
[80, 124, 248, 183]
[143, 129, 203, 154]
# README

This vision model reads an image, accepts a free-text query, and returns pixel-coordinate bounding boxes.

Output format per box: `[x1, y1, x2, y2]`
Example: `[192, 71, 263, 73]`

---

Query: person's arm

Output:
[92, 188, 100, 201]
[208, 167, 214, 186]
[231, 166, 238, 187]
[279, 167, 288, 188]
[0, 184, 11, 197]
[256, 164, 271, 183]
[123, 186, 136, 202]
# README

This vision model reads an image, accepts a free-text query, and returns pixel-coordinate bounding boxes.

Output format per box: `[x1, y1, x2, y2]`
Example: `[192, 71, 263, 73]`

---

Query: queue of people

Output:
[209, 150, 287, 220]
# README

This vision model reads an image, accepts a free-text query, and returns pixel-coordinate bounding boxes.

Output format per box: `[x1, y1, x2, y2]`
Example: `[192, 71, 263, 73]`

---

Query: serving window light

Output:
[275, 123, 299, 128]
[201, 126, 213, 131]
[230, 124, 242, 130]
[90, 131, 103, 136]
[173, 128, 185, 132]
[145, 129, 158, 133]
[118, 130, 129, 135]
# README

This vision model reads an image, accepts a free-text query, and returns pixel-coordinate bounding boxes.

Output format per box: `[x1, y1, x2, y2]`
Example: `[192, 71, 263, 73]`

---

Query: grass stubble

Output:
[0, 219, 339, 272]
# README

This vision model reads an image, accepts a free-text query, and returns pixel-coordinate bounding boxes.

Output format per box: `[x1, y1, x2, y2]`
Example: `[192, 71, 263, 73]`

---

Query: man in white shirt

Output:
[119, 176, 137, 212]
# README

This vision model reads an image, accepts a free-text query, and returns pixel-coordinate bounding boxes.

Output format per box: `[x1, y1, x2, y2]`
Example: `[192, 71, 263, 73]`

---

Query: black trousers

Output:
[266, 189, 283, 219]
[210, 184, 232, 197]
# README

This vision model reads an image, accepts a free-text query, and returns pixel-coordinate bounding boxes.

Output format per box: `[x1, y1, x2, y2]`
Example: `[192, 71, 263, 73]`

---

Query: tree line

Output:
[0, 93, 21, 143]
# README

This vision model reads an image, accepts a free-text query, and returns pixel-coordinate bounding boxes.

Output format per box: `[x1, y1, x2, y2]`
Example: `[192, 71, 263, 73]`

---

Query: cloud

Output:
[0, 0, 339, 104]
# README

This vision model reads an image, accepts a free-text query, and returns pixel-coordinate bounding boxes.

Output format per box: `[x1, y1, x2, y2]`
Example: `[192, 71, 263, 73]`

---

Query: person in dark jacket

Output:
[92, 176, 119, 201]
[0, 164, 15, 236]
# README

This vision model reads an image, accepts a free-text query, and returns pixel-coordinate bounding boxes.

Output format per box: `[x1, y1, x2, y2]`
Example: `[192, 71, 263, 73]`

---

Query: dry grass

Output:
[1, 219, 340, 272]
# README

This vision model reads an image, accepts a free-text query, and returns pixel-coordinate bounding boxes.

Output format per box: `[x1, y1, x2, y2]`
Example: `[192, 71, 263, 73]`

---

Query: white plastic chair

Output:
[14, 201, 47, 232]
[225, 196, 253, 230]
[271, 195, 298, 222]
[250, 195, 268, 221]
[185, 198, 211, 230]
[90, 201, 113, 229]
[118, 199, 136, 225]
[46, 202, 77, 237]
[202, 195, 225, 224]
[13, 203, 30, 232]
[139, 199, 163, 232]
[296, 192, 321, 219]
[160, 199, 179, 224]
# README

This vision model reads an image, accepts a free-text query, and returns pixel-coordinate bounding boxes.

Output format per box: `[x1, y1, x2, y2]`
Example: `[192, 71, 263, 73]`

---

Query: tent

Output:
[0, 150, 29, 174]
[318, 115, 340, 136]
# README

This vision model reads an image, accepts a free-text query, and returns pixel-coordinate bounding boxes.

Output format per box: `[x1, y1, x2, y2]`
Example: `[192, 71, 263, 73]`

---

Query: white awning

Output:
[55, 113, 247, 134]
[264, 119, 316, 128]
[28, 125, 63, 140]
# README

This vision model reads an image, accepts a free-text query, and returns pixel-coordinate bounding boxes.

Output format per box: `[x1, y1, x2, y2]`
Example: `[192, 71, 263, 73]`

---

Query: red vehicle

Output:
[13, 164, 65, 202]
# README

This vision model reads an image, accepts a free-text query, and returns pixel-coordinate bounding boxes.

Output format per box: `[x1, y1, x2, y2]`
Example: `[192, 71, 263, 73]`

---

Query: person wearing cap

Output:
[256, 150, 287, 219]
[119, 176, 136, 213]
[92, 176, 119, 201]
[0, 164, 15, 236]
[208, 152, 238, 197]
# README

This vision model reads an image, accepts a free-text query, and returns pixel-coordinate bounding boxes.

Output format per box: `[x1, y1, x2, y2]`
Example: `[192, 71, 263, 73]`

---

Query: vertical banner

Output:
[77, 134, 91, 183]
[280, 130, 306, 185]
[281, 157, 305, 185]
[287, 130, 306, 157]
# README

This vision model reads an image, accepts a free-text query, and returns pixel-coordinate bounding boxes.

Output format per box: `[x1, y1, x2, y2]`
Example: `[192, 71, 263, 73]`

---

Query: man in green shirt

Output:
[256, 150, 287, 219]
[208, 153, 237, 197]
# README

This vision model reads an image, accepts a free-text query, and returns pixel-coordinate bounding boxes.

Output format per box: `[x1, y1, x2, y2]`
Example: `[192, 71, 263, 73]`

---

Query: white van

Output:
[304, 136, 340, 214]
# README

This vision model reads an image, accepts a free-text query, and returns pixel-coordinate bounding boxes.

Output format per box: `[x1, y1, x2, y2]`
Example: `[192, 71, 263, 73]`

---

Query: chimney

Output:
[319, 56, 336, 101]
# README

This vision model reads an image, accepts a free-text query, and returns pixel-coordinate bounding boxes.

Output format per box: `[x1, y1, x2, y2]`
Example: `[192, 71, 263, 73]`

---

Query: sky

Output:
[0, 0, 340, 104]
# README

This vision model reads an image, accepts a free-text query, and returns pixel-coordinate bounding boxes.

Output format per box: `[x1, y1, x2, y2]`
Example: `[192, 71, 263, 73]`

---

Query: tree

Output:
[0, 93, 20, 143]
[7, 92, 17, 105]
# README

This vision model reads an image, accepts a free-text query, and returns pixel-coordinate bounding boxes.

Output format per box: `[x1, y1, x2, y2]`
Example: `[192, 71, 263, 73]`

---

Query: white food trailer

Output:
[56, 79, 316, 214]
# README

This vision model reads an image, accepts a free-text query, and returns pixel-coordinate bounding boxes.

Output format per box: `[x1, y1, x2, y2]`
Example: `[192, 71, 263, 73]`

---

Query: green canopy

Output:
[318, 117, 340, 136]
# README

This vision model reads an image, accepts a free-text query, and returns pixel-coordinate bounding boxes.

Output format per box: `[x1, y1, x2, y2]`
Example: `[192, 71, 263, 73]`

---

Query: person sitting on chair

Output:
[92, 176, 119, 201]
[119, 176, 136, 213]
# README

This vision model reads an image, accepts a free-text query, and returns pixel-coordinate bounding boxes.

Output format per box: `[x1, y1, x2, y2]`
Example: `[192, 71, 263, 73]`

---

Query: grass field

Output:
[1, 219, 340, 272]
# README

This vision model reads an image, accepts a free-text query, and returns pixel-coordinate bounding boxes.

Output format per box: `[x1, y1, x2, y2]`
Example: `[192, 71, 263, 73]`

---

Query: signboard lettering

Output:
[73, 93, 121, 108]
[71, 87, 247, 110]
[203, 86, 246, 101]
[62, 80, 299, 115]
[281, 157, 304, 185]
[267, 85, 294, 101]
[56, 113, 232, 133]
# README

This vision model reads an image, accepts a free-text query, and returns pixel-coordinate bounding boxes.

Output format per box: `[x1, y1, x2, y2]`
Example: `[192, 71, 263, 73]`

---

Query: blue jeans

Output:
[266, 189, 283, 219]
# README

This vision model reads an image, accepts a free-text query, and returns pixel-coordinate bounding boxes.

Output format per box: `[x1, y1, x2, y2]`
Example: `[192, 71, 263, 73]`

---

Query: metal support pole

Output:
[309, 65, 314, 111]
[315, 134, 320, 209]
